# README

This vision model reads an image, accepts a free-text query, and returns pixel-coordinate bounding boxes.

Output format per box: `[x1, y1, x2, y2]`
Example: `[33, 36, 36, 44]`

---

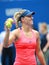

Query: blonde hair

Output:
[40, 22, 47, 34]
[14, 10, 25, 28]
[41, 23, 47, 30]
[14, 10, 25, 22]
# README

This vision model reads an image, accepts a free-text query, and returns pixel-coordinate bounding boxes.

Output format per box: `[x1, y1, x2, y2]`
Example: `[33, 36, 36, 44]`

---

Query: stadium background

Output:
[0, 0, 49, 32]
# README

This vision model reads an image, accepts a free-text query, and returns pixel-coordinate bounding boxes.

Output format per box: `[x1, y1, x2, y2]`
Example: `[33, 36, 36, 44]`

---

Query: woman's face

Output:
[22, 15, 33, 26]
[40, 24, 47, 33]
[40, 25, 45, 32]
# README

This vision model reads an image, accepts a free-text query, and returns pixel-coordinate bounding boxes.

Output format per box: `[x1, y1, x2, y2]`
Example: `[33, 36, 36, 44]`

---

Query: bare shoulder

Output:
[11, 28, 20, 36]
[11, 28, 20, 33]
[46, 33, 49, 39]
[32, 29, 39, 38]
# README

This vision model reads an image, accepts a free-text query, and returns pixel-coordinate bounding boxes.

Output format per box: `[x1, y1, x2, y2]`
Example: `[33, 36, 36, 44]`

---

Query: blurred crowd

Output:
[0, 22, 49, 65]
[36, 22, 49, 65]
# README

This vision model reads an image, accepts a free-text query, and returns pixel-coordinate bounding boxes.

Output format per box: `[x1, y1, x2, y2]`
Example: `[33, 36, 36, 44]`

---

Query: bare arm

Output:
[0, 43, 3, 54]
[3, 28, 18, 47]
[3, 28, 10, 47]
[43, 42, 49, 52]
[43, 33, 49, 52]
[3, 17, 20, 47]
[35, 31, 46, 65]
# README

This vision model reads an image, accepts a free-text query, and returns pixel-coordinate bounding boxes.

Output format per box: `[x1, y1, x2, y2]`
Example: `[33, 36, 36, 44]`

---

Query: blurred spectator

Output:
[40, 23, 47, 51]
[43, 33, 49, 65]
[0, 31, 16, 65]
[0, 32, 5, 65]
[37, 22, 48, 65]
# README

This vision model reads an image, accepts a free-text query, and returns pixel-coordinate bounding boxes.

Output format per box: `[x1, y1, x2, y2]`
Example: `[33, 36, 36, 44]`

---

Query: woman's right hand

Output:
[5, 18, 13, 31]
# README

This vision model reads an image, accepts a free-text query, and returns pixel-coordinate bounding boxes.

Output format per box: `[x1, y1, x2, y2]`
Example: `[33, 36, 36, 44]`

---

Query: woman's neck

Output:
[22, 24, 31, 33]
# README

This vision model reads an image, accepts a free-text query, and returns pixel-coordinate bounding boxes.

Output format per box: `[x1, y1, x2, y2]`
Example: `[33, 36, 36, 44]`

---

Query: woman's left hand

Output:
[43, 47, 47, 53]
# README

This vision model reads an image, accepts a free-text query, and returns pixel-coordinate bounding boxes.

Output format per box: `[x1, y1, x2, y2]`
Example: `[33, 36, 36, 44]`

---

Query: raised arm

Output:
[3, 28, 17, 47]
[3, 18, 19, 47]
